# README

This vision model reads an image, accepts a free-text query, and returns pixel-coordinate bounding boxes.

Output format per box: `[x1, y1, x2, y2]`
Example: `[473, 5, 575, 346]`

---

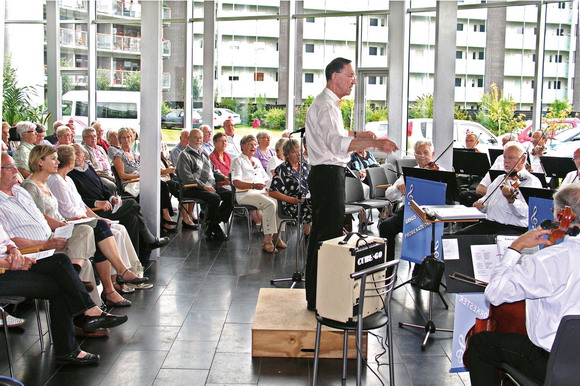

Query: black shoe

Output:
[146, 236, 170, 250]
[162, 219, 177, 225]
[116, 269, 149, 285]
[74, 312, 128, 332]
[56, 351, 100, 366]
[212, 224, 227, 240]
[181, 221, 198, 230]
[203, 224, 214, 239]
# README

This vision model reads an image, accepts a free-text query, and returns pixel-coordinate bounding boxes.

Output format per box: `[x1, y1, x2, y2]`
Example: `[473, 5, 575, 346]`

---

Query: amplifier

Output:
[316, 234, 387, 323]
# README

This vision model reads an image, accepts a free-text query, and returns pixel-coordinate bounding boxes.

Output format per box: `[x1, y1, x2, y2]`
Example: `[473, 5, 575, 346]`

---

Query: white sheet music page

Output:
[442, 238, 460, 260]
[23, 249, 55, 260]
[471, 244, 501, 282]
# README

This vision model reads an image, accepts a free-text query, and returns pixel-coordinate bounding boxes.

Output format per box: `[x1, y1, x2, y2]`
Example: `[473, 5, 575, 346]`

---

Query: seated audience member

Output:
[465, 131, 480, 152]
[130, 127, 140, 155]
[106, 129, 120, 159]
[91, 120, 110, 152]
[223, 119, 242, 157]
[267, 138, 287, 181]
[255, 131, 275, 169]
[269, 138, 312, 235]
[49, 145, 151, 294]
[561, 147, 580, 186]
[232, 135, 284, 253]
[176, 129, 232, 239]
[21, 146, 147, 307]
[55, 125, 74, 146]
[1, 122, 11, 152]
[468, 184, 580, 385]
[109, 127, 176, 231]
[210, 132, 232, 176]
[13, 121, 38, 178]
[455, 142, 542, 235]
[348, 148, 379, 198]
[35, 124, 52, 146]
[169, 129, 190, 166]
[379, 140, 443, 262]
[201, 125, 214, 155]
[81, 127, 117, 194]
[0, 224, 129, 365]
[67, 143, 168, 260]
[44, 120, 64, 145]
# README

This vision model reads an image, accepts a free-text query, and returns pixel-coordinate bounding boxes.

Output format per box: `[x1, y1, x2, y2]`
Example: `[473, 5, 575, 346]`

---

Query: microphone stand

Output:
[270, 128, 306, 288]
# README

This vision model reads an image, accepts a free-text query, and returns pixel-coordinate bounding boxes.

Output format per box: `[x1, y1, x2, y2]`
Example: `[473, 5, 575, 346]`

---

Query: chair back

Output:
[110, 164, 125, 194]
[345, 176, 365, 203]
[366, 167, 389, 199]
[394, 157, 417, 175]
[350, 259, 399, 320]
[382, 163, 399, 185]
[545, 315, 580, 386]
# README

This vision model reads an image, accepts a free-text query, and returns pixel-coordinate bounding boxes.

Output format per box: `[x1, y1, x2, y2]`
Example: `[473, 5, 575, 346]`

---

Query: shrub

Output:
[263, 107, 286, 130]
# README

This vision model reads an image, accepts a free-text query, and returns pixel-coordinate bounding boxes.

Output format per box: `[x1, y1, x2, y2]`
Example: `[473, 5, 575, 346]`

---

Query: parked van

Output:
[62, 90, 140, 133]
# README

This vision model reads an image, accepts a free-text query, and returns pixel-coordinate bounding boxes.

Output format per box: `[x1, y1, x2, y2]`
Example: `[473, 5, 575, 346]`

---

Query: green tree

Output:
[454, 105, 470, 121]
[294, 95, 314, 129]
[476, 83, 526, 135]
[366, 103, 388, 122]
[340, 99, 354, 130]
[97, 69, 110, 90]
[218, 97, 240, 112]
[543, 99, 573, 135]
[161, 100, 173, 116]
[408, 94, 433, 119]
[263, 107, 286, 130]
[125, 71, 140, 91]
[251, 95, 268, 121]
[192, 75, 201, 100]
[61, 58, 73, 95]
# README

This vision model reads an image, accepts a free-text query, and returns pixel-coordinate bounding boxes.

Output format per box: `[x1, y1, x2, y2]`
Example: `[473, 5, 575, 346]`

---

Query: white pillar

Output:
[284, 0, 296, 130]
[203, 1, 216, 129]
[140, 0, 162, 239]
[432, 1, 457, 170]
[532, 1, 546, 131]
[45, 0, 61, 130]
[183, 0, 194, 130]
[88, 0, 96, 125]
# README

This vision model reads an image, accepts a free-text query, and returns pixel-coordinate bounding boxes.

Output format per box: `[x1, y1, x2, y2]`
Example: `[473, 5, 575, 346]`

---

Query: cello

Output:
[462, 206, 578, 370]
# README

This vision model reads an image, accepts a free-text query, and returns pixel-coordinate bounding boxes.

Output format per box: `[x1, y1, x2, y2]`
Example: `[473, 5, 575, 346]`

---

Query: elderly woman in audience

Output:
[91, 120, 110, 152]
[49, 145, 150, 294]
[13, 121, 38, 178]
[269, 138, 312, 235]
[267, 138, 287, 181]
[55, 125, 74, 146]
[22, 145, 148, 307]
[0, 223, 128, 365]
[1, 122, 11, 152]
[109, 127, 176, 231]
[210, 132, 232, 176]
[107, 129, 120, 157]
[67, 144, 168, 263]
[231, 134, 284, 253]
[35, 124, 52, 146]
[255, 131, 276, 169]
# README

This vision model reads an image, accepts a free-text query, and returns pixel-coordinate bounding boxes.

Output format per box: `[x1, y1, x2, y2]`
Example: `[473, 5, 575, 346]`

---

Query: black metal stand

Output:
[270, 129, 306, 289]
[397, 219, 452, 351]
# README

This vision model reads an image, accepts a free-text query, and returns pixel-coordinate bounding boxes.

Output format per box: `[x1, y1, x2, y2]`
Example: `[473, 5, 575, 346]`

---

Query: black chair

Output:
[226, 174, 258, 241]
[174, 174, 206, 231]
[345, 176, 391, 232]
[501, 314, 580, 386]
[312, 259, 399, 386]
[110, 164, 138, 200]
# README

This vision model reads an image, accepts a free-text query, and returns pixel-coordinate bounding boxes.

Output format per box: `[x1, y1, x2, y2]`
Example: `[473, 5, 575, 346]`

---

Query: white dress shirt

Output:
[0, 186, 52, 241]
[480, 155, 505, 188]
[231, 153, 270, 200]
[485, 235, 580, 351]
[305, 88, 353, 167]
[225, 135, 242, 158]
[561, 170, 579, 186]
[0, 224, 17, 259]
[47, 174, 88, 219]
[479, 169, 542, 227]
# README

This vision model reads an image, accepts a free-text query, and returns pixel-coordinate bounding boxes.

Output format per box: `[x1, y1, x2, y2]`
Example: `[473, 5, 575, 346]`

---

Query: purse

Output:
[124, 181, 140, 197]
[412, 255, 445, 292]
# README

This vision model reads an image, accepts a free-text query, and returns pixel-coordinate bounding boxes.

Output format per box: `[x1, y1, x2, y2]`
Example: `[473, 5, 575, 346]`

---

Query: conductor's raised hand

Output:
[376, 138, 399, 153]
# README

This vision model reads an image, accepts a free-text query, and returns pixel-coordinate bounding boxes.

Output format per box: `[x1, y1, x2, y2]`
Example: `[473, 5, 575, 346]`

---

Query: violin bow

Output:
[431, 140, 454, 165]
[481, 152, 526, 205]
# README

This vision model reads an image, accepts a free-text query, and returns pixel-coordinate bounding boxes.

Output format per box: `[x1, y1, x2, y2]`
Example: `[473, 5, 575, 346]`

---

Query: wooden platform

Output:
[252, 288, 367, 359]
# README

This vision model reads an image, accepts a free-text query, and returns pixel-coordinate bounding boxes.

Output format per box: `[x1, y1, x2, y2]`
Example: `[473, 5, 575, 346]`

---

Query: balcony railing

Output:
[60, 29, 171, 56]
[95, 69, 171, 90]
[60, 28, 88, 48]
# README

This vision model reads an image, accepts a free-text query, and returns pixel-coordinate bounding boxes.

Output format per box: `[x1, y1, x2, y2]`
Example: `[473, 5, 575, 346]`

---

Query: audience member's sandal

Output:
[276, 239, 287, 249]
[262, 243, 277, 253]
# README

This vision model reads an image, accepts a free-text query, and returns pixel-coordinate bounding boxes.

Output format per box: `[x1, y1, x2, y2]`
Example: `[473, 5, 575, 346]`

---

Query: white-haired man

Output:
[223, 119, 242, 157]
[200, 125, 214, 155]
[468, 184, 580, 385]
[13, 121, 37, 178]
[455, 142, 542, 235]
[169, 129, 190, 166]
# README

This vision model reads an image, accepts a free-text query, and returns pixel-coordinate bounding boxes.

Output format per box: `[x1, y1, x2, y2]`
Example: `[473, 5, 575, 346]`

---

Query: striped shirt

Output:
[0, 185, 52, 241]
[0, 224, 17, 259]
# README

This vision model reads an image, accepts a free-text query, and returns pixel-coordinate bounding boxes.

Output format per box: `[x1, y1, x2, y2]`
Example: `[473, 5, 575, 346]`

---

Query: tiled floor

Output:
[0, 217, 472, 385]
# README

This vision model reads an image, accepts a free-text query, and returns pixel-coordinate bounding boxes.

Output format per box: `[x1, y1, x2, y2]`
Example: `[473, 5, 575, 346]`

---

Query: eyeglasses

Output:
[24, 130, 36, 134]
[338, 72, 356, 80]
[0, 164, 17, 170]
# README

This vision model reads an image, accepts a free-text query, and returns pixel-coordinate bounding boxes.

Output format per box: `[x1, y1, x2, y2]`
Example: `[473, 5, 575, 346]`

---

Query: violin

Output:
[463, 206, 579, 370]
[501, 171, 521, 201]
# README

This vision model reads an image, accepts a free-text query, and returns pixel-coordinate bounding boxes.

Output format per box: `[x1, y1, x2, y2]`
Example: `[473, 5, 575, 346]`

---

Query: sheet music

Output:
[23, 249, 55, 260]
[471, 244, 501, 282]
[54, 224, 74, 239]
[112, 195, 122, 214]
[67, 218, 95, 225]
[496, 235, 539, 260]
[442, 238, 460, 260]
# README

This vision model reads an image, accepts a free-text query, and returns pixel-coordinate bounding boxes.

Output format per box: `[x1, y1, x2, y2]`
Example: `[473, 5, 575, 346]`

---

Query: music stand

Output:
[540, 156, 576, 180]
[453, 149, 490, 177]
[402, 167, 461, 203]
[487, 169, 548, 189]
[519, 186, 555, 204]
[488, 148, 503, 166]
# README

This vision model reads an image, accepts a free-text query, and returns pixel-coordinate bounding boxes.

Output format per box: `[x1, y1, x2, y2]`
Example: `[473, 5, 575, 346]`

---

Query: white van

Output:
[407, 119, 499, 151]
[61, 90, 140, 133]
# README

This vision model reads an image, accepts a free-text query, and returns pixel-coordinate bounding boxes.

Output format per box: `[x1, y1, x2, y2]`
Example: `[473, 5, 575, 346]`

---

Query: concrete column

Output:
[183, 0, 193, 128]
[88, 0, 96, 124]
[140, 0, 162, 237]
[432, 1, 457, 170]
[46, 0, 61, 130]
[387, 0, 410, 156]
[532, 2, 546, 131]
[484, 2, 507, 93]
[0, 0, 4, 124]
[203, 1, 216, 129]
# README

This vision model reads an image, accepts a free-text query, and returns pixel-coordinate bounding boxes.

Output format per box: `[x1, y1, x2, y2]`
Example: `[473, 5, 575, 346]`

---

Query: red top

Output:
[210, 150, 231, 176]
[97, 139, 110, 152]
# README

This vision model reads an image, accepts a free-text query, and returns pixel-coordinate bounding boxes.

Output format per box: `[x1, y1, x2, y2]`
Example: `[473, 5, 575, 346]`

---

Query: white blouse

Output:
[231, 153, 270, 200]
[47, 174, 88, 219]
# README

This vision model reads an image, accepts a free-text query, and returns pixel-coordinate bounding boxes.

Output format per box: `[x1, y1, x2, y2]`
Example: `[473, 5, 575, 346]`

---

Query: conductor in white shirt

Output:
[468, 184, 580, 385]
[304, 57, 398, 311]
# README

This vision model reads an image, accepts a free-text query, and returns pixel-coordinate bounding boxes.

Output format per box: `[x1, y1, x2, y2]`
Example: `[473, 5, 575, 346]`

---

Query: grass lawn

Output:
[162, 125, 288, 145]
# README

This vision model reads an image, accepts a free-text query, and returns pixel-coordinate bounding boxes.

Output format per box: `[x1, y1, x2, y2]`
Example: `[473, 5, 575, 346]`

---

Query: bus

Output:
[61, 90, 140, 134]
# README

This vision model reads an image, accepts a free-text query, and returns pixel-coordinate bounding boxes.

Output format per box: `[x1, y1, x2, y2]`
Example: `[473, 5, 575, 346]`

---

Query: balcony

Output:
[96, 0, 141, 18]
[60, 28, 88, 49]
[96, 69, 170, 90]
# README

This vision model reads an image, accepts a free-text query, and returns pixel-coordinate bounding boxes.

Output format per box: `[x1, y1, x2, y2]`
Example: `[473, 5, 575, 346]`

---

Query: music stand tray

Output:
[519, 186, 555, 204]
[488, 170, 548, 189]
[453, 149, 490, 177]
[402, 167, 461, 203]
[540, 156, 576, 179]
